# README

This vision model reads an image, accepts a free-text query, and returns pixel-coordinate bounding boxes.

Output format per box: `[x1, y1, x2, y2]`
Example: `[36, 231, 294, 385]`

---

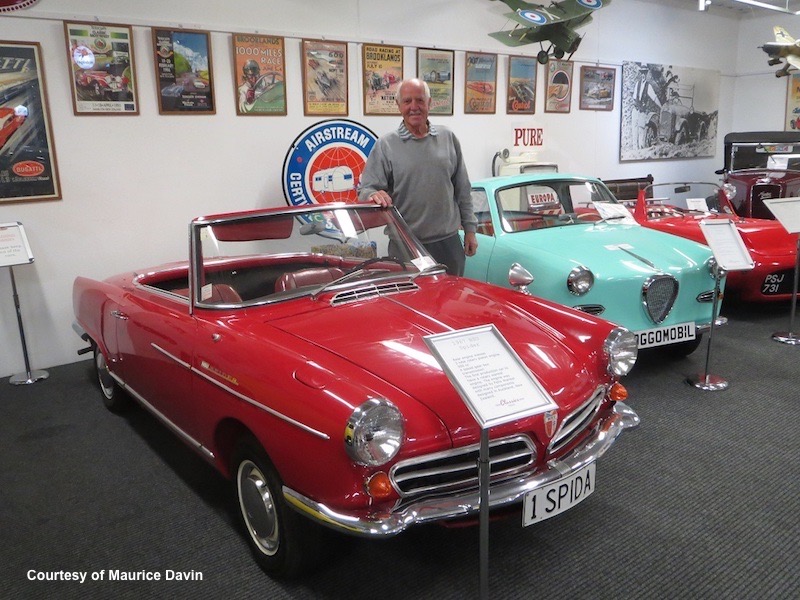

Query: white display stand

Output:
[425, 325, 557, 600]
[1, 222, 49, 385]
[764, 197, 800, 346]
[688, 220, 755, 391]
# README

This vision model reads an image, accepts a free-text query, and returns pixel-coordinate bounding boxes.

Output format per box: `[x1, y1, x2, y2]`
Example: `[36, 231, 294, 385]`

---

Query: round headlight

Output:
[604, 327, 638, 377]
[344, 399, 404, 466]
[567, 266, 594, 295]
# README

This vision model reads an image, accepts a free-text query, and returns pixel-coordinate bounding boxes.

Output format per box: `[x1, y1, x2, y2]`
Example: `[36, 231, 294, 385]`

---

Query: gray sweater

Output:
[358, 122, 477, 244]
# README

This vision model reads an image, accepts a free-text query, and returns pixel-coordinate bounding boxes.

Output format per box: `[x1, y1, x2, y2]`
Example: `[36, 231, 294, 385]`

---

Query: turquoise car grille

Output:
[643, 275, 679, 323]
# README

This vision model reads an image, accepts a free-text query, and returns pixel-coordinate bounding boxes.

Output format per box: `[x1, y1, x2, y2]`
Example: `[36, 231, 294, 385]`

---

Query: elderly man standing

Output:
[358, 77, 478, 276]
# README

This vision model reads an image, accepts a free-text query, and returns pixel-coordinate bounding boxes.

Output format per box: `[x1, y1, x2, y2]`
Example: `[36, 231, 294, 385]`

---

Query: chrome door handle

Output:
[111, 310, 128, 320]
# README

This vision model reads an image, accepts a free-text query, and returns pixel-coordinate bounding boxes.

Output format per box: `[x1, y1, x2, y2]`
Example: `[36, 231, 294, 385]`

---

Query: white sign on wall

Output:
[0, 222, 34, 268]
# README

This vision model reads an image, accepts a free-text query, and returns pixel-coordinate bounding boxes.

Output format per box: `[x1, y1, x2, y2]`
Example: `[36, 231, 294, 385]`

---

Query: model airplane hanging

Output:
[488, 0, 611, 64]
[762, 25, 800, 78]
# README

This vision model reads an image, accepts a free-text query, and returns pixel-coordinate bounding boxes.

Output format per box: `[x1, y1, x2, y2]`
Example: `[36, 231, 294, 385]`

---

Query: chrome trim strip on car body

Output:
[190, 367, 331, 440]
[282, 401, 640, 537]
[107, 371, 215, 461]
[151, 343, 192, 370]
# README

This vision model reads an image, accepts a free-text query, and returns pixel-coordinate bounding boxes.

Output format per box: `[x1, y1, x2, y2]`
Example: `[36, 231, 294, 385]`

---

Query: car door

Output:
[465, 187, 496, 281]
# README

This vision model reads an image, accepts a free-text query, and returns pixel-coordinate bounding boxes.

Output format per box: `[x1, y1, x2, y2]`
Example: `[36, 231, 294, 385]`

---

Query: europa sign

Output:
[282, 119, 377, 207]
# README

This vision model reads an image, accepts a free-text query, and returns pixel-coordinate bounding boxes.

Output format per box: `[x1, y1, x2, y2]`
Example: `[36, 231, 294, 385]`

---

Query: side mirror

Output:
[508, 263, 534, 295]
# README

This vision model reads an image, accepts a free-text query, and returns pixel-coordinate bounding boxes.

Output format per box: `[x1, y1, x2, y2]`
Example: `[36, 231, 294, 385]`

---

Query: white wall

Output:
[0, 0, 781, 377]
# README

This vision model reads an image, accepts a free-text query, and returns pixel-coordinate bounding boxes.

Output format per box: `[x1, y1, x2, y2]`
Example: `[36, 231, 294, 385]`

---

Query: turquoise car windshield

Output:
[473, 179, 620, 234]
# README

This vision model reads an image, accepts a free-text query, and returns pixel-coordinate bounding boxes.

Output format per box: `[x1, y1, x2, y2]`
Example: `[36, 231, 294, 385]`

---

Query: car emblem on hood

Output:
[544, 409, 558, 439]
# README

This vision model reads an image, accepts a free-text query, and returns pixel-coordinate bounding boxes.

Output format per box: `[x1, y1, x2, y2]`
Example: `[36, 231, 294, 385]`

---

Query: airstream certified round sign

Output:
[0, 0, 41, 12]
[282, 119, 377, 208]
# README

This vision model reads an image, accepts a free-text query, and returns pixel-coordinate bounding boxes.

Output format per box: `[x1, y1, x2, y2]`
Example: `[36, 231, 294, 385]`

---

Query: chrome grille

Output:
[549, 386, 605, 454]
[751, 183, 781, 219]
[331, 281, 419, 305]
[643, 275, 678, 323]
[390, 435, 536, 499]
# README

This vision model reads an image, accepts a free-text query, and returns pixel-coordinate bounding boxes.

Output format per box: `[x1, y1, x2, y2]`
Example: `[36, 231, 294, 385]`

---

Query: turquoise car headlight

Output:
[344, 399, 404, 466]
[604, 327, 638, 377]
[567, 266, 594, 295]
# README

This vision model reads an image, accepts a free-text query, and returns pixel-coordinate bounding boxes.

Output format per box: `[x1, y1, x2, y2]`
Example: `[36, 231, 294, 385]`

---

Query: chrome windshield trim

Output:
[283, 402, 640, 537]
[190, 367, 330, 440]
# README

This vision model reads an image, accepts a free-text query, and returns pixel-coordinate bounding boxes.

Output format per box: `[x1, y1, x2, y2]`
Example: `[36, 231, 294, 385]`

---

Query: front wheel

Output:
[234, 439, 323, 578]
[94, 346, 128, 412]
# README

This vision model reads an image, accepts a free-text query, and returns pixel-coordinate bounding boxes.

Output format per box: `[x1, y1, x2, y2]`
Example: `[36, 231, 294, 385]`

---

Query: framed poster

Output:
[417, 48, 454, 116]
[362, 43, 402, 116]
[620, 61, 719, 161]
[464, 52, 497, 114]
[507, 55, 537, 114]
[152, 28, 215, 114]
[301, 39, 348, 116]
[579, 65, 615, 111]
[785, 73, 800, 131]
[64, 21, 138, 115]
[545, 59, 573, 113]
[0, 41, 61, 203]
[233, 34, 286, 116]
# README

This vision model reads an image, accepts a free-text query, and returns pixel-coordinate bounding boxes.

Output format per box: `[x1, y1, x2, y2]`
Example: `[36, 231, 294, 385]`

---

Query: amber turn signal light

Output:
[365, 471, 395, 501]
[609, 382, 628, 402]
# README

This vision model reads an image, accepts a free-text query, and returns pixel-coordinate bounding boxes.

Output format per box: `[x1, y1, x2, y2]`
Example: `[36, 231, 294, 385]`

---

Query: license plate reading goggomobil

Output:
[522, 463, 595, 527]
[634, 322, 695, 349]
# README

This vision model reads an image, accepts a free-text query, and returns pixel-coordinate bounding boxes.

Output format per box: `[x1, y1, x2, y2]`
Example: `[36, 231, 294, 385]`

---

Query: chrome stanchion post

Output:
[8, 265, 48, 385]
[478, 428, 490, 600]
[687, 264, 728, 391]
[772, 235, 800, 345]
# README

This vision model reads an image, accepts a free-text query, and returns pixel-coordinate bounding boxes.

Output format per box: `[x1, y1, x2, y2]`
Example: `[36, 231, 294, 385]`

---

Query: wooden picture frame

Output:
[464, 51, 497, 114]
[152, 28, 215, 114]
[545, 59, 573, 114]
[417, 47, 454, 116]
[233, 34, 287, 116]
[64, 21, 139, 115]
[0, 40, 61, 203]
[579, 65, 615, 111]
[301, 39, 348, 116]
[362, 43, 402, 116]
[507, 55, 537, 114]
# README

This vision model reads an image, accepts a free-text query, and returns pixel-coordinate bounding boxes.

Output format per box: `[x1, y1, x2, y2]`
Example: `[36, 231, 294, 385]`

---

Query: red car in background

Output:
[0, 106, 26, 150]
[73, 202, 640, 578]
[718, 131, 800, 219]
[631, 181, 798, 302]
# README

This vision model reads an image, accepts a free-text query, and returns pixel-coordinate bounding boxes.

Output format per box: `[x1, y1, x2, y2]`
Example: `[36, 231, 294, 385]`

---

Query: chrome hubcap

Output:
[95, 350, 114, 399]
[237, 460, 279, 556]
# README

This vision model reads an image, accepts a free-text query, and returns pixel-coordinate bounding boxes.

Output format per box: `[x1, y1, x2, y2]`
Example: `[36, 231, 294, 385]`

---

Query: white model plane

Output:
[762, 26, 800, 78]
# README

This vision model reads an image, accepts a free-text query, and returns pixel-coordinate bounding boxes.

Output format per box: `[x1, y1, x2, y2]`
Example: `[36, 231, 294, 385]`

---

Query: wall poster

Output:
[464, 51, 497, 114]
[64, 21, 138, 115]
[544, 59, 573, 113]
[417, 48, 454, 116]
[579, 65, 615, 111]
[301, 39, 348, 116]
[362, 43, 402, 116]
[507, 55, 537, 114]
[233, 34, 286, 116]
[620, 61, 719, 161]
[0, 40, 61, 203]
[152, 28, 215, 114]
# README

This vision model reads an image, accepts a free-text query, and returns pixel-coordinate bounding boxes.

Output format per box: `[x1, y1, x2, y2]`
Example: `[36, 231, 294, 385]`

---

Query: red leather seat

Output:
[275, 267, 344, 292]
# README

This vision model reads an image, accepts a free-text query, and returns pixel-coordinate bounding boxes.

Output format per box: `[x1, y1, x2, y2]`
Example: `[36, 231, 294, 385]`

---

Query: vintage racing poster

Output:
[417, 48, 454, 116]
[152, 28, 215, 114]
[362, 43, 402, 116]
[64, 21, 138, 115]
[233, 34, 286, 116]
[302, 39, 348, 116]
[464, 52, 497, 114]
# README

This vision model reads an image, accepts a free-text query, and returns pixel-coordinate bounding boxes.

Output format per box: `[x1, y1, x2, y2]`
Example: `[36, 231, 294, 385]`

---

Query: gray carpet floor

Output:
[1, 299, 798, 599]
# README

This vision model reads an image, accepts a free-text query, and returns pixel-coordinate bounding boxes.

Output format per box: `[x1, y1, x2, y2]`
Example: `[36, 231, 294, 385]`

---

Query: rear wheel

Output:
[94, 346, 128, 412]
[234, 438, 324, 578]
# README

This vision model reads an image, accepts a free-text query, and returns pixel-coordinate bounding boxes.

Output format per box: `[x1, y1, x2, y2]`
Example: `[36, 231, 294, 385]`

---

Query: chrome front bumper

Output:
[283, 401, 640, 537]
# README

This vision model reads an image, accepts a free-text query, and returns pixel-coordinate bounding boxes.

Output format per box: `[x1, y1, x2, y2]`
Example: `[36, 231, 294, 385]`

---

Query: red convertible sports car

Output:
[73, 203, 640, 577]
[631, 182, 798, 302]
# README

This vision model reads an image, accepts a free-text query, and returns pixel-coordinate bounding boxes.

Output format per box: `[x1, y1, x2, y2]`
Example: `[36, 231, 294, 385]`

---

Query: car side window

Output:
[471, 189, 494, 236]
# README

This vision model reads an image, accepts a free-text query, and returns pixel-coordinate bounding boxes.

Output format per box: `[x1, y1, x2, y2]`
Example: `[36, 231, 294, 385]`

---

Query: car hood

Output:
[268, 277, 603, 436]
[504, 222, 711, 275]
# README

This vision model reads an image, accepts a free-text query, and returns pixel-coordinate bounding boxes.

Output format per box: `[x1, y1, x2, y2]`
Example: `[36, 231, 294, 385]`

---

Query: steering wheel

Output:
[344, 256, 408, 275]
